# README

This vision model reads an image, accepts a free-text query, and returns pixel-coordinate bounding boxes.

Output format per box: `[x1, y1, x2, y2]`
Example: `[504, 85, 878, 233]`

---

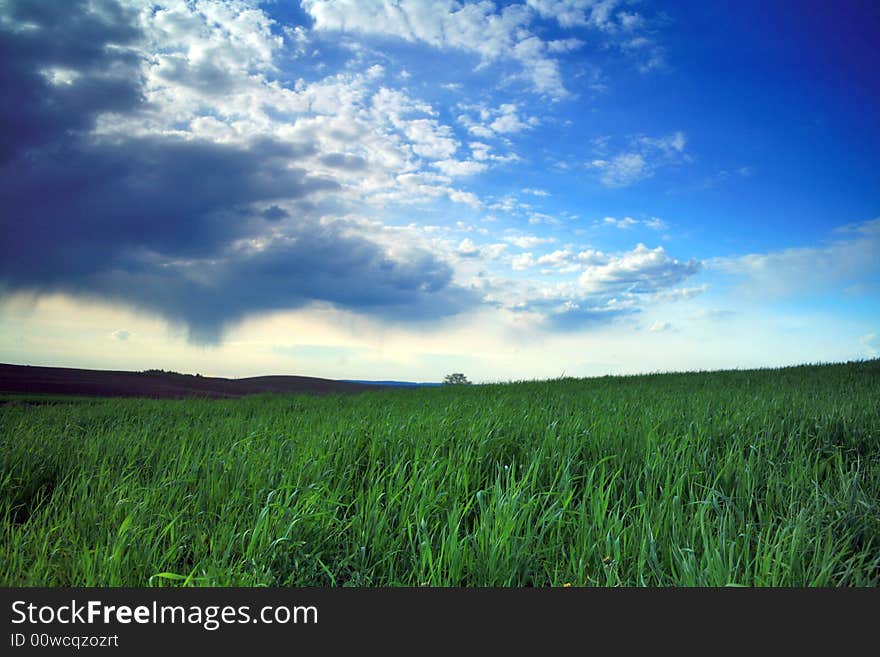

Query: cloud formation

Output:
[578, 244, 700, 295]
[0, 0, 698, 343]
[0, 0, 480, 342]
[0, 0, 143, 164]
[527, 0, 664, 70]
[710, 218, 880, 298]
[303, 0, 569, 98]
[483, 242, 702, 328]
[302, 0, 661, 100]
[589, 132, 688, 188]
[527, 0, 640, 31]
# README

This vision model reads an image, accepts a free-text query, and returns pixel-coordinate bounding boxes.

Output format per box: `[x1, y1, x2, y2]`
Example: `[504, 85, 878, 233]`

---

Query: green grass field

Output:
[2, 360, 878, 586]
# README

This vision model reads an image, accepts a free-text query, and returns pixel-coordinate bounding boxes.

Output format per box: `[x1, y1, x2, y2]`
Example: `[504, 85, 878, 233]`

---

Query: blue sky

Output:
[0, 0, 878, 381]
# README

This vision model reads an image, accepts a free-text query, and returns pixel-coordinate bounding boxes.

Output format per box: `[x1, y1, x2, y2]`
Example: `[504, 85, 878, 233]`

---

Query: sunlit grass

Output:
[1, 360, 878, 586]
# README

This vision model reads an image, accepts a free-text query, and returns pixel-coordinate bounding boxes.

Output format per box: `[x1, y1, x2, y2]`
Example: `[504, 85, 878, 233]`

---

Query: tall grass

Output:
[1, 360, 878, 586]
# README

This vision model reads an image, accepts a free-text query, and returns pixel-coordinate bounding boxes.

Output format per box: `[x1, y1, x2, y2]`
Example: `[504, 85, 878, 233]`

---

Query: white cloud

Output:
[490, 104, 535, 133]
[433, 159, 489, 177]
[576, 249, 607, 265]
[458, 241, 704, 330]
[511, 252, 538, 270]
[447, 188, 482, 207]
[283, 24, 311, 55]
[505, 235, 557, 249]
[150, 0, 283, 72]
[588, 132, 689, 188]
[528, 1, 666, 72]
[1, 0, 697, 350]
[579, 244, 701, 295]
[528, 212, 561, 226]
[601, 216, 668, 231]
[590, 153, 650, 187]
[711, 218, 880, 298]
[366, 63, 385, 78]
[468, 141, 519, 164]
[547, 37, 586, 53]
[537, 249, 573, 266]
[302, 0, 570, 98]
[603, 216, 638, 229]
[402, 118, 458, 159]
[457, 238, 480, 257]
[618, 12, 644, 31]
[638, 131, 686, 154]
[526, 1, 662, 71]
[459, 102, 539, 139]
[88, 5, 506, 215]
[482, 243, 509, 260]
[860, 333, 879, 357]
[649, 320, 671, 332]
[620, 34, 665, 72]
[652, 285, 709, 302]
[644, 217, 667, 231]
[469, 142, 490, 159]
[527, 0, 627, 30]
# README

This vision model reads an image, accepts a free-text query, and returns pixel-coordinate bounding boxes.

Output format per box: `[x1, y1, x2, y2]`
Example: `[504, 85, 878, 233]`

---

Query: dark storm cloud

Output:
[1, 135, 331, 269]
[261, 205, 290, 221]
[319, 152, 369, 171]
[0, 0, 479, 341]
[152, 57, 243, 96]
[84, 231, 476, 343]
[0, 0, 143, 164]
[518, 298, 635, 331]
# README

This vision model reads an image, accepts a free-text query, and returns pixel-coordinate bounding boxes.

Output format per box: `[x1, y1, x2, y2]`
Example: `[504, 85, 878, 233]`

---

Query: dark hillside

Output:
[0, 364, 387, 399]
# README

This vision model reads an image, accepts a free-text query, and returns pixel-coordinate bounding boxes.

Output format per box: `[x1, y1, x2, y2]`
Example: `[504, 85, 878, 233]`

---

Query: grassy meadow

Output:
[1, 360, 879, 586]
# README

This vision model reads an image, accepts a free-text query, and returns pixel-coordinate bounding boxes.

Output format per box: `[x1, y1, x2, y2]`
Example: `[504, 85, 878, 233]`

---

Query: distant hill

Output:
[342, 380, 441, 387]
[0, 363, 391, 399]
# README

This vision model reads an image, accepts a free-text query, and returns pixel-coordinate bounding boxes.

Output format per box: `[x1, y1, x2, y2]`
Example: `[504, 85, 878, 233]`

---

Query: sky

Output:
[1, 0, 878, 382]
